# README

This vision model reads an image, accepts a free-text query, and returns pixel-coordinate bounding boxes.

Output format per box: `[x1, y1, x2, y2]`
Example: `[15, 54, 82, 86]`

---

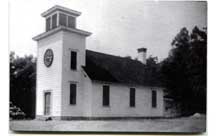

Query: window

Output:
[130, 88, 135, 107]
[46, 17, 51, 31]
[68, 16, 76, 28]
[70, 84, 76, 105]
[103, 85, 110, 106]
[70, 51, 77, 70]
[59, 13, 67, 26]
[52, 14, 57, 29]
[152, 90, 157, 108]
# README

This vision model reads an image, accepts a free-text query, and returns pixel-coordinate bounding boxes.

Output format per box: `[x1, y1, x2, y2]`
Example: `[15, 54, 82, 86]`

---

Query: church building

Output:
[33, 5, 164, 120]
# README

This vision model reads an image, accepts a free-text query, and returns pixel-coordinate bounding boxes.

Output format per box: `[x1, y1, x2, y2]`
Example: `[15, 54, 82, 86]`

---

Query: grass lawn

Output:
[10, 116, 206, 133]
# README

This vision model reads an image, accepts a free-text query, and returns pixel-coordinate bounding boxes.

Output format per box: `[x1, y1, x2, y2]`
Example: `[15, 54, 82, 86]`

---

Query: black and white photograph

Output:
[9, 0, 207, 133]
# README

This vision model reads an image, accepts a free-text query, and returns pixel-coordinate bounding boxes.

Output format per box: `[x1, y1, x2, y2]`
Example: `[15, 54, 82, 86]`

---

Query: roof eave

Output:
[41, 5, 81, 17]
[33, 26, 92, 41]
[90, 79, 163, 88]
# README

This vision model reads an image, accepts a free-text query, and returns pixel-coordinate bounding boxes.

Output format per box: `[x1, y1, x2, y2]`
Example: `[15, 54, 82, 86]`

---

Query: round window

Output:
[44, 49, 54, 67]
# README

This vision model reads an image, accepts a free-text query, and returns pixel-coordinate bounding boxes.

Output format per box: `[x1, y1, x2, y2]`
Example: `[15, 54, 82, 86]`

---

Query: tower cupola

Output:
[33, 5, 91, 41]
[41, 5, 81, 32]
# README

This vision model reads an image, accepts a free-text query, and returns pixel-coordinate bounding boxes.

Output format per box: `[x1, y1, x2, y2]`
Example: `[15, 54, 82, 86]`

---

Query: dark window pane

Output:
[52, 14, 57, 29]
[70, 84, 76, 105]
[68, 16, 76, 28]
[103, 85, 110, 106]
[46, 17, 51, 31]
[130, 88, 135, 107]
[70, 51, 77, 70]
[59, 13, 67, 26]
[152, 90, 157, 108]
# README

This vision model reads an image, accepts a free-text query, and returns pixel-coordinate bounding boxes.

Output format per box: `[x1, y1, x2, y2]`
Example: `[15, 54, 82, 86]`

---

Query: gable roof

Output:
[82, 50, 162, 87]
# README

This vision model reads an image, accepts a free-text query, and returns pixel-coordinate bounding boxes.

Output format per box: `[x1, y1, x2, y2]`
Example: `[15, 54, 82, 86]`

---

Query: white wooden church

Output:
[33, 5, 164, 120]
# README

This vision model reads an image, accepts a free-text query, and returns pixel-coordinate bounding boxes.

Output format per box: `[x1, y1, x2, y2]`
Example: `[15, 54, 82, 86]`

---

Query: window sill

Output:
[71, 69, 78, 72]
[69, 104, 76, 106]
[102, 105, 110, 108]
[129, 106, 136, 108]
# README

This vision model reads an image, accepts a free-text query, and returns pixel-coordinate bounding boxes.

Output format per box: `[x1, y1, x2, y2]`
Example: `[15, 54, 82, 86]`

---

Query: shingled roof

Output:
[82, 50, 162, 87]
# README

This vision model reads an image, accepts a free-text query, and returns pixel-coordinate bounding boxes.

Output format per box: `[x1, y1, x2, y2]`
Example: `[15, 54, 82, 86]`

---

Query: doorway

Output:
[44, 91, 51, 115]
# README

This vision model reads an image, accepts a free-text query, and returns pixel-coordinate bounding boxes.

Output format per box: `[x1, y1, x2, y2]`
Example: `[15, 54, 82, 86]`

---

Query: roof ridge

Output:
[86, 49, 141, 63]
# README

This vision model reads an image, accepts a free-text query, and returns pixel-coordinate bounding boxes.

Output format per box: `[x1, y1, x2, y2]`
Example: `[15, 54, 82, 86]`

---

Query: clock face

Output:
[44, 49, 54, 67]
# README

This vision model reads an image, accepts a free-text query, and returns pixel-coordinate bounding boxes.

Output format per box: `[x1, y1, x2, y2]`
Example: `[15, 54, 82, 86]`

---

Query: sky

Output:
[9, 0, 207, 61]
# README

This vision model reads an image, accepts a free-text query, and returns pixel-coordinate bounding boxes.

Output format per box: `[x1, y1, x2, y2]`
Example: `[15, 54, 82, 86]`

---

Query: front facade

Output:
[33, 5, 164, 120]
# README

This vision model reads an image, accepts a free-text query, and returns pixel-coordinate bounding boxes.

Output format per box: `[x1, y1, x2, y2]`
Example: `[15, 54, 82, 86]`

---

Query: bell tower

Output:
[33, 5, 91, 119]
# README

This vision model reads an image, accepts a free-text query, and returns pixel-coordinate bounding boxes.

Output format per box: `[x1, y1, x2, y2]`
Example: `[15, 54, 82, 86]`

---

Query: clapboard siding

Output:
[36, 31, 63, 116]
[90, 82, 164, 117]
[61, 31, 88, 116]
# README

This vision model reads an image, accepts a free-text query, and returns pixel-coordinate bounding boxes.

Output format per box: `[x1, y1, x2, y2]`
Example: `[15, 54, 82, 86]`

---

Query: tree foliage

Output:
[10, 52, 36, 118]
[161, 26, 207, 114]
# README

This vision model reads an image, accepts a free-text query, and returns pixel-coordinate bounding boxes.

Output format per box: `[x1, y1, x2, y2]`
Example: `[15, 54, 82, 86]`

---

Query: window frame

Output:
[152, 90, 157, 108]
[70, 50, 77, 70]
[46, 17, 51, 31]
[51, 13, 57, 29]
[129, 88, 136, 107]
[68, 16, 76, 28]
[70, 83, 77, 105]
[102, 85, 110, 107]
[59, 13, 67, 27]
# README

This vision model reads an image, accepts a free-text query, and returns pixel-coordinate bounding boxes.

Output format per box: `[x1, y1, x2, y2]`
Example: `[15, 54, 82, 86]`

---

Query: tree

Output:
[10, 52, 36, 119]
[161, 27, 207, 115]
[145, 56, 162, 86]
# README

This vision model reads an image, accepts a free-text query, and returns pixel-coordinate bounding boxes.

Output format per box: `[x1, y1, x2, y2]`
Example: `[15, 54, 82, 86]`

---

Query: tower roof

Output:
[41, 5, 81, 17]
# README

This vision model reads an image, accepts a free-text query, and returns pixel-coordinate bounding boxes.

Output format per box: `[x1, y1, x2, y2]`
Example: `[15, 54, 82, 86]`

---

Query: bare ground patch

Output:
[10, 116, 206, 133]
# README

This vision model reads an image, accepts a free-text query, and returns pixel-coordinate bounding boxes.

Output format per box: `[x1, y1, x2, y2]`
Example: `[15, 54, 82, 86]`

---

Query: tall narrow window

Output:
[59, 13, 67, 26]
[103, 85, 110, 106]
[130, 88, 135, 107]
[152, 90, 157, 108]
[52, 14, 57, 29]
[70, 51, 77, 70]
[68, 16, 76, 28]
[46, 17, 51, 31]
[70, 84, 76, 105]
